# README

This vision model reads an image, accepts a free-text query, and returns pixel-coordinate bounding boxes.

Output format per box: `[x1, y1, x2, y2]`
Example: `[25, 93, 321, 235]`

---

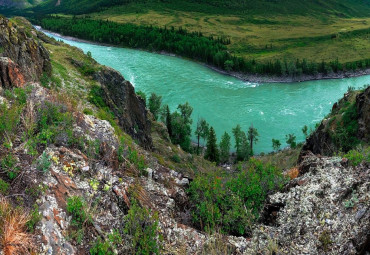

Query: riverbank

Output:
[206, 64, 370, 83]
[37, 26, 370, 84]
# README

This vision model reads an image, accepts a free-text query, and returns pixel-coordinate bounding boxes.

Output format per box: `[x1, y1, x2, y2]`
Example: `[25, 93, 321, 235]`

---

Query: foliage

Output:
[204, 127, 219, 163]
[219, 132, 231, 163]
[170, 102, 193, 152]
[342, 191, 359, 208]
[195, 118, 209, 154]
[188, 158, 285, 236]
[36, 102, 74, 146]
[136, 91, 147, 106]
[343, 149, 364, 166]
[124, 200, 162, 255]
[318, 230, 333, 252]
[26, 204, 42, 232]
[66, 196, 91, 228]
[148, 93, 162, 121]
[89, 85, 107, 109]
[0, 179, 9, 195]
[302, 125, 308, 138]
[37, 151, 51, 173]
[247, 124, 259, 155]
[332, 103, 360, 152]
[285, 133, 297, 148]
[272, 139, 281, 151]
[1, 153, 19, 180]
[38, 16, 370, 77]
[90, 230, 122, 255]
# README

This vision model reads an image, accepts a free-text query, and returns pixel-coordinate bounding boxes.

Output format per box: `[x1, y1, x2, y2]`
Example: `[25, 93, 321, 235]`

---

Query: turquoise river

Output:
[43, 31, 370, 153]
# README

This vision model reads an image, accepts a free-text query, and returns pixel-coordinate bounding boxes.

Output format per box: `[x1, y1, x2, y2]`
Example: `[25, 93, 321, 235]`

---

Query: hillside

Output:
[0, 15, 369, 255]
[28, 0, 370, 17]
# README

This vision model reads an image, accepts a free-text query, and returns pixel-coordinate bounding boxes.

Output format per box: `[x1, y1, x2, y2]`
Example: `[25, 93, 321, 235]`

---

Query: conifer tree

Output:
[205, 127, 219, 163]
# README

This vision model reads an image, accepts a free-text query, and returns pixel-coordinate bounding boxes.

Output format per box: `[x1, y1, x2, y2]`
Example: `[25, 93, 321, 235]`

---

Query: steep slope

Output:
[0, 16, 369, 255]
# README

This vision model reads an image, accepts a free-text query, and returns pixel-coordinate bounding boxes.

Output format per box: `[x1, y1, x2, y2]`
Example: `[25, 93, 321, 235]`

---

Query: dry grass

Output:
[0, 198, 35, 255]
[286, 167, 300, 180]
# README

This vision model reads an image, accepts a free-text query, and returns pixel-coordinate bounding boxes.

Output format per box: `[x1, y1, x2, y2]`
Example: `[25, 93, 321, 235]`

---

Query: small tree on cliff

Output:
[286, 133, 297, 148]
[302, 125, 308, 138]
[219, 131, 231, 163]
[272, 139, 281, 151]
[247, 124, 259, 155]
[148, 93, 162, 120]
[232, 124, 243, 159]
[194, 118, 209, 154]
[165, 105, 172, 138]
[205, 127, 219, 163]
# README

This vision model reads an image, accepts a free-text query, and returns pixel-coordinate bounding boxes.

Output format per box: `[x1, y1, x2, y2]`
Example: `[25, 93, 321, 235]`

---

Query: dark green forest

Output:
[39, 16, 370, 77]
[30, 0, 370, 17]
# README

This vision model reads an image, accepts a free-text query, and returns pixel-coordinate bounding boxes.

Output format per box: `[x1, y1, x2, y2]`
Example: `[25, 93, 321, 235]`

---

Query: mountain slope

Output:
[30, 0, 370, 17]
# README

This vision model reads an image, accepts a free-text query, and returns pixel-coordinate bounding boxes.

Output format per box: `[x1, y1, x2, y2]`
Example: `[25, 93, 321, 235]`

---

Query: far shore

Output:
[36, 26, 370, 84]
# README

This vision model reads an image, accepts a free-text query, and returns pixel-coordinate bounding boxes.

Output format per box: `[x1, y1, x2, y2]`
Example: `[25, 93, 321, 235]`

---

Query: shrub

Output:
[1, 154, 19, 180]
[170, 154, 181, 163]
[332, 103, 360, 152]
[0, 179, 9, 195]
[26, 204, 42, 232]
[344, 149, 364, 166]
[188, 158, 286, 236]
[90, 230, 122, 255]
[36, 102, 74, 146]
[37, 151, 52, 173]
[124, 200, 162, 255]
[66, 196, 91, 227]
[89, 85, 107, 108]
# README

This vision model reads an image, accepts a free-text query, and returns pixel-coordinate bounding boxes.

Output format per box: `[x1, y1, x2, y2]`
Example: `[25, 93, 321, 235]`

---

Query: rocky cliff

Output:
[0, 16, 369, 255]
[94, 67, 153, 149]
[0, 17, 51, 88]
[302, 86, 370, 156]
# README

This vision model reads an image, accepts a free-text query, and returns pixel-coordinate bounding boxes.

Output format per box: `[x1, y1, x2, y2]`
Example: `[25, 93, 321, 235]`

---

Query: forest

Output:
[39, 16, 370, 77]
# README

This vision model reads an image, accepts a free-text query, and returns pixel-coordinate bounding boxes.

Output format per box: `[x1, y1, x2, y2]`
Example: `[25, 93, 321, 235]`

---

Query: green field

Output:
[86, 6, 370, 64]
[8, 0, 370, 70]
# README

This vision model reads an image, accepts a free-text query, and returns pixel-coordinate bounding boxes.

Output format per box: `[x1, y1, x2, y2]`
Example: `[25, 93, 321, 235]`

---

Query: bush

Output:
[124, 200, 162, 255]
[188, 158, 286, 236]
[1, 153, 19, 180]
[37, 151, 52, 173]
[0, 178, 9, 195]
[66, 196, 91, 227]
[90, 230, 122, 255]
[344, 149, 364, 166]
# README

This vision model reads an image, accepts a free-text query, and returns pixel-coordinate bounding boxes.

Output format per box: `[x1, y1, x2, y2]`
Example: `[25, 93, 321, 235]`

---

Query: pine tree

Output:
[247, 124, 259, 155]
[165, 105, 172, 138]
[219, 131, 231, 163]
[205, 127, 219, 163]
[194, 118, 209, 155]
[272, 139, 281, 151]
[232, 124, 242, 159]
[148, 93, 162, 120]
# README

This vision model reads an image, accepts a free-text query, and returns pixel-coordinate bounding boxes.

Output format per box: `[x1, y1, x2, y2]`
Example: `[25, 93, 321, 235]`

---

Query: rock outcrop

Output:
[94, 67, 153, 149]
[245, 154, 370, 254]
[0, 16, 51, 87]
[302, 86, 370, 156]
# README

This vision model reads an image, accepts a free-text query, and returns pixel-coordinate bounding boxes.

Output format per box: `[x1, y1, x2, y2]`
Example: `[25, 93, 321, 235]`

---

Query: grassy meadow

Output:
[85, 6, 370, 64]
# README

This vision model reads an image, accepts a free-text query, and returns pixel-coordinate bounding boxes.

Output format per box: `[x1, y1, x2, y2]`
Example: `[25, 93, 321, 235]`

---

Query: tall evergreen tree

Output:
[272, 139, 281, 151]
[232, 124, 242, 159]
[240, 131, 251, 161]
[247, 124, 259, 155]
[165, 105, 172, 138]
[148, 93, 162, 120]
[205, 127, 219, 163]
[194, 118, 209, 154]
[219, 131, 231, 163]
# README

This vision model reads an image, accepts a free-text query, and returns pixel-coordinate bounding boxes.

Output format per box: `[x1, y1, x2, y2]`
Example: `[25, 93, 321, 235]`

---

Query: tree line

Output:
[143, 92, 306, 163]
[38, 16, 370, 77]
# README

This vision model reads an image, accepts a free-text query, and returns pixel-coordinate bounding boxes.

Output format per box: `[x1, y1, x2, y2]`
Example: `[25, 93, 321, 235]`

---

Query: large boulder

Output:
[0, 16, 51, 87]
[94, 67, 153, 149]
[0, 57, 26, 88]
